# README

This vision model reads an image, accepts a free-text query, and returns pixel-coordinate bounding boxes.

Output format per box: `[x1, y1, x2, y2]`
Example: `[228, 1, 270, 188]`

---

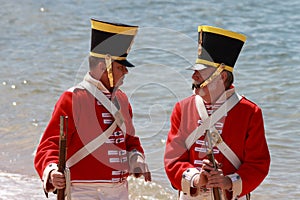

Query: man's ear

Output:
[221, 71, 228, 81]
[98, 61, 106, 72]
[90, 61, 107, 81]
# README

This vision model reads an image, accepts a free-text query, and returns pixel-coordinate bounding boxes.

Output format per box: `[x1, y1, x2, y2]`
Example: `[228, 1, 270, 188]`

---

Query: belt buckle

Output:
[211, 131, 223, 145]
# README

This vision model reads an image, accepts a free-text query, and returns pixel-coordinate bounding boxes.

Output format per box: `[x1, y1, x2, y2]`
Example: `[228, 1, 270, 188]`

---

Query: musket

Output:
[205, 129, 222, 200]
[57, 115, 68, 200]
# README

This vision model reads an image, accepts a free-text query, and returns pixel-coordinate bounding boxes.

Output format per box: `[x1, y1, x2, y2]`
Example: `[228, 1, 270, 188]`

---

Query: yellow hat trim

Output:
[90, 52, 127, 61]
[198, 26, 247, 42]
[91, 20, 138, 36]
[196, 58, 234, 72]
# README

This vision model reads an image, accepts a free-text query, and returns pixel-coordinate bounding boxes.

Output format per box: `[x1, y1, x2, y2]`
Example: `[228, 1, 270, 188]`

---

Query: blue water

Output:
[1, 0, 300, 199]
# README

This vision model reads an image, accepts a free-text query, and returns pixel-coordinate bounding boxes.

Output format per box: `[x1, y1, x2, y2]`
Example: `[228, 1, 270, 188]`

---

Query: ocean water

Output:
[1, 0, 300, 199]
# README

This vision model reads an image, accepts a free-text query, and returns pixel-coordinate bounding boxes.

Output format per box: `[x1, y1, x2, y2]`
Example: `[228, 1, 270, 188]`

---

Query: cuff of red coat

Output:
[42, 163, 58, 193]
[226, 173, 242, 198]
[128, 149, 148, 173]
[181, 168, 201, 197]
[128, 149, 145, 161]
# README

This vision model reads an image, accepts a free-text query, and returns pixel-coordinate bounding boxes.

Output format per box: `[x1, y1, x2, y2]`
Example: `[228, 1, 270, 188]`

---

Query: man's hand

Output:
[201, 159, 232, 190]
[192, 171, 208, 188]
[49, 169, 66, 189]
[129, 154, 152, 182]
[205, 169, 232, 190]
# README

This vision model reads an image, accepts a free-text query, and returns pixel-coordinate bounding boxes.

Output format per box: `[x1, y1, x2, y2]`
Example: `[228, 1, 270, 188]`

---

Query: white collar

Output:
[215, 87, 236, 104]
[83, 72, 110, 94]
[201, 87, 236, 104]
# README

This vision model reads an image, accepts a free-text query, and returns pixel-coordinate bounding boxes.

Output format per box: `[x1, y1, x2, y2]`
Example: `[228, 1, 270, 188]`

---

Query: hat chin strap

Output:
[194, 63, 225, 89]
[105, 54, 114, 88]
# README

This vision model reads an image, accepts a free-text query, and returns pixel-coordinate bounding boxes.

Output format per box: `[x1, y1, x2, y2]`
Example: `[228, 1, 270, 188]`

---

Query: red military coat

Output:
[164, 93, 270, 197]
[34, 86, 144, 183]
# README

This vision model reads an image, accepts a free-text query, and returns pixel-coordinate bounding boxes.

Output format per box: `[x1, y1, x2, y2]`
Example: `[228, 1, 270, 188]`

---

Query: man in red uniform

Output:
[164, 26, 270, 200]
[34, 18, 151, 200]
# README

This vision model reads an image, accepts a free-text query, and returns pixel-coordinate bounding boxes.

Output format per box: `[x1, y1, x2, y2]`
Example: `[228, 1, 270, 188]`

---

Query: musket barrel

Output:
[57, 116, 68, 200]
[206, 130, 222, 200]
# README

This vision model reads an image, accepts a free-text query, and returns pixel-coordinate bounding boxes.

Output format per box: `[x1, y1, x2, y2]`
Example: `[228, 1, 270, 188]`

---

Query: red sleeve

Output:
[164, 102, 194, 190]
[125, 102, 144, 154]
[34, 91, 74, 179]
[236, 105, 270, 196]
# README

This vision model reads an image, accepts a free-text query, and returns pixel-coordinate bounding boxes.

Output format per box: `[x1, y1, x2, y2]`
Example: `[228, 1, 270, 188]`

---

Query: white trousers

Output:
[69, 181, 128, 200]
[179, 190, 212, 200]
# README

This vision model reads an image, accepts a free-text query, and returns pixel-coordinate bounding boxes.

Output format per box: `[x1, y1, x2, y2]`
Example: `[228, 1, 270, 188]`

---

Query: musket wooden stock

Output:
[207, 152, 222, 200]
[57, 116, 68, 200]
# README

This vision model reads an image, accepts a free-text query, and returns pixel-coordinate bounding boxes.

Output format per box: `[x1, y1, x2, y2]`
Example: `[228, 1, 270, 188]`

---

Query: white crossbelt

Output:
[66, 121, 117, 168]
[66, 80, 126, 168]
[79, 80, 126, 133]
[185, 93, 242, 169]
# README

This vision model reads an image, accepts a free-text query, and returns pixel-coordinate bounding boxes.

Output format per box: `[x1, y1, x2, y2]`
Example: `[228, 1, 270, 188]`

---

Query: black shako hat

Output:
[90, 18, 138, 67]
[189, 25, 247, 72]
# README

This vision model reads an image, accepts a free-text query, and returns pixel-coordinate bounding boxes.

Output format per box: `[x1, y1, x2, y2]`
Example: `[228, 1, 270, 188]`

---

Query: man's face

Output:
[192, 67, 225, 100]
[112, 62, 128, 87]
[192, 67, 216, 85]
